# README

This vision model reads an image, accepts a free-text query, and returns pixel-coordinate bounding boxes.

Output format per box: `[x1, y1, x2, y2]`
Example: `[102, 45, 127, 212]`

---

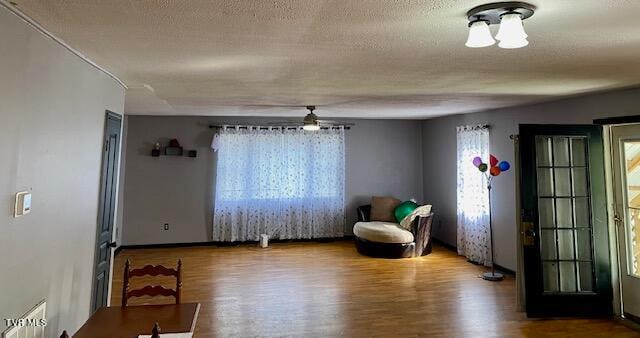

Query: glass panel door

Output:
[622, 141, 640, 278]
[611, 124, 640, 320]
[520, 124, 611, 317]
[535, 136, 594, 293]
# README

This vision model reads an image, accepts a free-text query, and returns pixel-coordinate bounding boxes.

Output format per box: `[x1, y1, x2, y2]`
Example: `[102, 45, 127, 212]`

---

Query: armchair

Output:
[354, 204, 434, 258]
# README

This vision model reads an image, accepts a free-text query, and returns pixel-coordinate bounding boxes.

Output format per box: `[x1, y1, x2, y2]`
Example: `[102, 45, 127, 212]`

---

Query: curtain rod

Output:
[457, 124, 490, 131]
[209, 124, 351, 130]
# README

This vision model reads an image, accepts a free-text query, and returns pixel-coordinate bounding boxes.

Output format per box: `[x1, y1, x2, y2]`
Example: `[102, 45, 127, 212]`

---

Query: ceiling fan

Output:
[268, 106, 354, 130]
[207, 105, 353, 130]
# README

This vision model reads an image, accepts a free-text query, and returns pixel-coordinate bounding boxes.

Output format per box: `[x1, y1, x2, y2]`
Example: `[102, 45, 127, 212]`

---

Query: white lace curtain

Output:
[212, 126, 345, 241]
[456, 125, 491, 266]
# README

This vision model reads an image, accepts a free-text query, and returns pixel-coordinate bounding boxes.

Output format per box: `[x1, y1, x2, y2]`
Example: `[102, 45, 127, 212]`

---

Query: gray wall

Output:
[122, 116, 423, 245]
[0, 6, 125, 335]
[422, 87, 640, 271]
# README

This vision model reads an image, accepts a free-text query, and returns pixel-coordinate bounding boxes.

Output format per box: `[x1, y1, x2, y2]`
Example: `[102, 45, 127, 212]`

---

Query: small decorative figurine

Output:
[151, 143, 161, 157]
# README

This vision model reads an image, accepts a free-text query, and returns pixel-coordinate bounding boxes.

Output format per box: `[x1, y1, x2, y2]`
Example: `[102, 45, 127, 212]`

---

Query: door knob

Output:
[614, 214, 623, 226]
[521, 221, 535, 246]
[107, 242, 117, 248]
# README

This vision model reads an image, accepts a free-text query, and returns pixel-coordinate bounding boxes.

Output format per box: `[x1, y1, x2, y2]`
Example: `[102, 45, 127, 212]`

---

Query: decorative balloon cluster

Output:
[473, 155, 510, 177]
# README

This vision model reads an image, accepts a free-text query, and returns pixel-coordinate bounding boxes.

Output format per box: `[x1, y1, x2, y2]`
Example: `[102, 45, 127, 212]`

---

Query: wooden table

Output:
[73, 303, 200, 338]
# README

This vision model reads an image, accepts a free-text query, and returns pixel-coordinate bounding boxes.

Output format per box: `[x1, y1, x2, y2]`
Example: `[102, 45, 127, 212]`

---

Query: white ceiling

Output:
[11, 0, 640, 118]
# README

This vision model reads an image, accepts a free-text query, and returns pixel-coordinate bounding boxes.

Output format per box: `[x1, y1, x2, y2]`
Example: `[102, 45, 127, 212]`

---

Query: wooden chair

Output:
[151, 323, 161, 338]
[121, 259, 182, 306]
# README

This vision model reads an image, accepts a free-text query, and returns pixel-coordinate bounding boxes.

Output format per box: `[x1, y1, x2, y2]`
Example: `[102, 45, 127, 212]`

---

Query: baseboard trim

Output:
[625, 312, 640, 324]
[432, 238, 457, 252]
[431, 238, 516, 276]
[494, 263, 516, 276]
[616, 314, 640, 332]
[116, 236, 353, 254]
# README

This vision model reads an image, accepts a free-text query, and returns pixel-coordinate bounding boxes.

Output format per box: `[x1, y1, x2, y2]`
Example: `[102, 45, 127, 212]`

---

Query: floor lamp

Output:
[472, 154, 511, 281]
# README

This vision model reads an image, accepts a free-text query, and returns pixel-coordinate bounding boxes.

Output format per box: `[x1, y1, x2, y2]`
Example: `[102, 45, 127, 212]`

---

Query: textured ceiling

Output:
[10, 0, 640, 118]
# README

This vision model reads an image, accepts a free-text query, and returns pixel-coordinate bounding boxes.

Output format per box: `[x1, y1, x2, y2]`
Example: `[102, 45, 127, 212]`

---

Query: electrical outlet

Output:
[163, 223, 169, 231]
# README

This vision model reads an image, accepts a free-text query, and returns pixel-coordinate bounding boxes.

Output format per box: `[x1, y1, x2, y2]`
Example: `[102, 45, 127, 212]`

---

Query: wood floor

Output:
[111, 240, 639, 337]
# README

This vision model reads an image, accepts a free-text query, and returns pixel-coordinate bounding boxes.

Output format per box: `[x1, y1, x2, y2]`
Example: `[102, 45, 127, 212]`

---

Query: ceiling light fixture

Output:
[495, 12, 528, 48]
[465, 20, 495, 48]
[466, 2, 535, 49]
[303, 106, 320, 131]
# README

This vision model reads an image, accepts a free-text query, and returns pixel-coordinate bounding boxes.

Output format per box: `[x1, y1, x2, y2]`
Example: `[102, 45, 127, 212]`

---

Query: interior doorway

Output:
[91, 111, 122, 312]
[610, 124, 640, 321]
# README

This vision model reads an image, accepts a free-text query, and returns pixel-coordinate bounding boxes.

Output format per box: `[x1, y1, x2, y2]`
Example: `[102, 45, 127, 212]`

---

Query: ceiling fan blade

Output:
[241, 104, 306, 109]
[266, 121, 302, 125]
[317, 120, 354, 125]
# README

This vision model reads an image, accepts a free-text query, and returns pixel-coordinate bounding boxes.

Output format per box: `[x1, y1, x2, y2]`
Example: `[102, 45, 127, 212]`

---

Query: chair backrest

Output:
[413, 212, 435, 256]
[121, 259, 182, 306]
[151, 323, 161, 338]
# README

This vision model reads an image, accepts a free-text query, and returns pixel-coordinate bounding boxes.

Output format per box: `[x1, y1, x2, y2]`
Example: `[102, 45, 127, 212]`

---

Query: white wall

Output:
[0, 6, 125, 335]
[121, 116, 424, 245]
[422, 87, 640, 271]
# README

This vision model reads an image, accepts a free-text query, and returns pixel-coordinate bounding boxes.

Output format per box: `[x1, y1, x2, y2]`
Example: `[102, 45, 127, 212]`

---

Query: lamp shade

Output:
[495, 13, 529, 49]
[465, 20, 495, 48]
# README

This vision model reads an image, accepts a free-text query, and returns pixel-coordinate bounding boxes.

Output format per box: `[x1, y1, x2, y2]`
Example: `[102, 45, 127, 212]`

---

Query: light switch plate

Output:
[14, 191, 31, 217]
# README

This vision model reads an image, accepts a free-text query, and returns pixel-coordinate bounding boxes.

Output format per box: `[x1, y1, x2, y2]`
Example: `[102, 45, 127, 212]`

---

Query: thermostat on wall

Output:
[14, 191, 32, 217]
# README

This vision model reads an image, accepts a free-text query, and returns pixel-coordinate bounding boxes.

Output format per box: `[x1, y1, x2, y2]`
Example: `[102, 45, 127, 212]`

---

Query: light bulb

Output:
[496, 13, 529, 49]
[465, 20, 495, 48]
[303, 124, 320, 131]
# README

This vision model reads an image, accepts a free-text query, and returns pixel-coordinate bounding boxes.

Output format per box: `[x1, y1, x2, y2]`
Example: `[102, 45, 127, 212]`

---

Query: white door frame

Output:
[603, 125, 623, 317]
[604, 123, 640, 321]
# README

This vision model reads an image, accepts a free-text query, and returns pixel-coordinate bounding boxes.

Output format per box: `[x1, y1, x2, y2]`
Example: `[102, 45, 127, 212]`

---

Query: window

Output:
[456, 125, 491, 266]
[212, 126, 345, 241]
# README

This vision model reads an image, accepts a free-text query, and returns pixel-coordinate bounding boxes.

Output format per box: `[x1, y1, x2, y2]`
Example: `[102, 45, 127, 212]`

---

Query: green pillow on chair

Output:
[394, 200, 419, 223]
